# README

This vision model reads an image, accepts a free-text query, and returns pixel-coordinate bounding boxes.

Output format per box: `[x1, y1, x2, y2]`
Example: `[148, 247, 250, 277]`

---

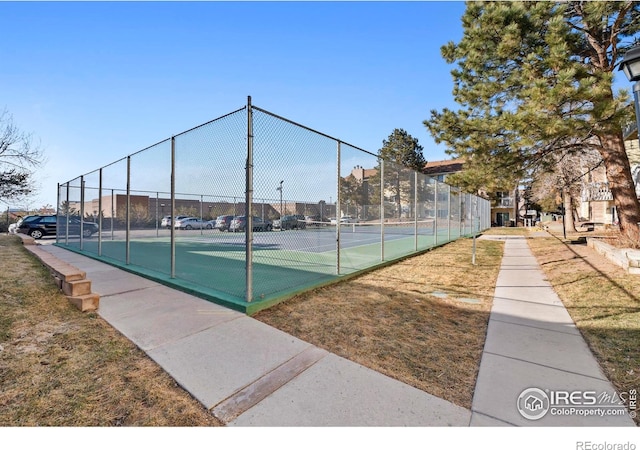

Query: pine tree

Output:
[375, 129, 426, 219]
[425, 1, 640, 240]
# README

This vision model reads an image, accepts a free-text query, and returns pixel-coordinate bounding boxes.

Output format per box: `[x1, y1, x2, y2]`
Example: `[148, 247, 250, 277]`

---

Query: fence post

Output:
[126, 156, 131, 265]
[447, 184, 451, 242]
[434, 180, 438, 247]
[98, 168, 103, 256]
[246, 96, 254, 302]
[336, 141, 341, 275]
[80, 176, 85, 250]
[171, 137, 176, 279]
[56, 183, 60, 244]
[414, 171, 418, 251]
[111, 188, 115, 241]
[459, 189, 463, 238]
[380, 158, 385, 261]
[200, 195, 204, 236]
[472, 197, 478, 265]
[65, 183, 70, 245]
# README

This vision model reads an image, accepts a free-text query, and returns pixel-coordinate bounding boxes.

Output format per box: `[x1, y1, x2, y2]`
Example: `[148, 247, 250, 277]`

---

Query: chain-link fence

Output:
[57, 98, 490, 314]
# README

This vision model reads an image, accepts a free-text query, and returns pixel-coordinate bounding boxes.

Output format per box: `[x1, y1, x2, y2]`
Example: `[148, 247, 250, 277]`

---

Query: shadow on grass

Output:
[255, 279, 492, 409]
[548, 233, 640, 305]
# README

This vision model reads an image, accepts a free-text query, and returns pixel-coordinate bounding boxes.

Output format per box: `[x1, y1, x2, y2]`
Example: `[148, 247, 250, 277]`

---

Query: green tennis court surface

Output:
[56, 223, 475, 314]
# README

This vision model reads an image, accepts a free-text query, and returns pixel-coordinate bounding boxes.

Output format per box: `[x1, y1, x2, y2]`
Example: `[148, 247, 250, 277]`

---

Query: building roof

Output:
[349, 166, 378, 182]
[363, 169, 377, 177]
[422, 158, 465, 175]
[346, 159, 465, 181]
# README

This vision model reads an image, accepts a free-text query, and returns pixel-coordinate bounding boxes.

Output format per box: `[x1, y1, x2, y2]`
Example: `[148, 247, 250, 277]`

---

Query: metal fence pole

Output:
[246, 96, 254, 302]
[200, 195, 204, 236]
[80, 176, 85, 250]
[110, 189, 114, 241]
[126, 156, 131, 265]
[56, 183, 60, 244]
[336, 141, 341, 275]
[414, 171, 418, 251]
[98, 168, 103, 256]
[459, 189, 463, 238]
[171, 137, 176, 279]
[469, 194, 472, 235]
[472, 197, 478, 265]
[447, 184, 451, 242]
[380, 159, 385, 261]
[434, 180, 438, 247]
[486, 199, 489, 229]
[65, 183, 70, 245]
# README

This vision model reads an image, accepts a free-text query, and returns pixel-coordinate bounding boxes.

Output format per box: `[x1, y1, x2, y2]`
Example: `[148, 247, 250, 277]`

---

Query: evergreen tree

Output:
[375, 129, 426, 219]
[425, 1, 640, 240]
[339, 174, 363, 218]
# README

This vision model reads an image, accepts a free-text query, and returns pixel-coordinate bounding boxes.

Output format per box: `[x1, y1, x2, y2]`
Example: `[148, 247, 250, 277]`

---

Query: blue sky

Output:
[3, 1, 633, 210]
[1, 0, 470, 209]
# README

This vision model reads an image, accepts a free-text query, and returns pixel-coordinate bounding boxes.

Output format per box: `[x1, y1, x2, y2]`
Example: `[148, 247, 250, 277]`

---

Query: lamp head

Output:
[619, 45, 640, 83]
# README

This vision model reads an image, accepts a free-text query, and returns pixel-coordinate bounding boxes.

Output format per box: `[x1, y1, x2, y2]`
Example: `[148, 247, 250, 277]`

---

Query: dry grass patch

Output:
[528, 235, 640, 425]
[0, 235, 221, 426]
[480, 227, 530, 236]
[255, 238, 503, 408]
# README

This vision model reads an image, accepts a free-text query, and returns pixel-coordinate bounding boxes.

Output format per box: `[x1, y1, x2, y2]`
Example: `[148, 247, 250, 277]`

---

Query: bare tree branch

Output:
[0, 108, 45, 202]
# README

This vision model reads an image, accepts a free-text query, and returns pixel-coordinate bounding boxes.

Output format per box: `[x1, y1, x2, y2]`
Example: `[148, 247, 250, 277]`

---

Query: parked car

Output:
[273, 214, 307, 230]
[161, 215, 189, 229]
[340, 216, 359, 224]
[174, 217, 211, 230]
[18, 215, 99, 239]
[305, 215, 329, 226]
[9, 215, 34, 234]
[213, 215, 234, 232]
[229, 216, 273, 232]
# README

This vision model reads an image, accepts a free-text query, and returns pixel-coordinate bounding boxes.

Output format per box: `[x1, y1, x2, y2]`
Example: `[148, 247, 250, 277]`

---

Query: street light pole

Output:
[277, 180, 284, 218]
[619, 44, 640, 147]
[632, 80, 640, 140]
[619, 44, 640, 235]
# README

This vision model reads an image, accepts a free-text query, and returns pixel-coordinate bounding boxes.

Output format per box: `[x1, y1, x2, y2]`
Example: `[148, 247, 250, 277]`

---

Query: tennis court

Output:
[59, 219, 477, 314]
[56, 99, 489, 314]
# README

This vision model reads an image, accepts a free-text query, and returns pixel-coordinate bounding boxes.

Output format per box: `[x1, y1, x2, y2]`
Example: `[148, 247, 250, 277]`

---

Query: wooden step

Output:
[67, 293, 100, 312]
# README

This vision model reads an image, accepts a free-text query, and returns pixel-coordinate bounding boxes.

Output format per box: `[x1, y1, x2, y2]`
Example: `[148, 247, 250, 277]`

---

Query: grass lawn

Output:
[0, 235, 221, 426]
[4, 226, 637, 425]
[256, 237, 505, 408]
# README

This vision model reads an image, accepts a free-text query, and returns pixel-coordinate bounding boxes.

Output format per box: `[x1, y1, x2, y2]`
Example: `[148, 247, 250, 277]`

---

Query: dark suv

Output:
[18, 215, 99, 239]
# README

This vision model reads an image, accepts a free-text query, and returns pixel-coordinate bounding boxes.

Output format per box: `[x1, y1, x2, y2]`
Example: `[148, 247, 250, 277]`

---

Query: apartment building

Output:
[580, 125, 640, 225]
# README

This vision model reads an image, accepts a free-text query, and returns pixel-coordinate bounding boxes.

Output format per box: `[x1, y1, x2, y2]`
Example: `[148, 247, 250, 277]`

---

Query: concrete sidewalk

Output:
[33, 236, 635, 426]
[472, 236, 634, 426]
[36, 243, 470, 426]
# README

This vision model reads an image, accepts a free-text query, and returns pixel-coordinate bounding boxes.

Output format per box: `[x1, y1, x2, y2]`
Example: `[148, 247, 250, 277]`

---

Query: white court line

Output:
[130, 230, 424, 256]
